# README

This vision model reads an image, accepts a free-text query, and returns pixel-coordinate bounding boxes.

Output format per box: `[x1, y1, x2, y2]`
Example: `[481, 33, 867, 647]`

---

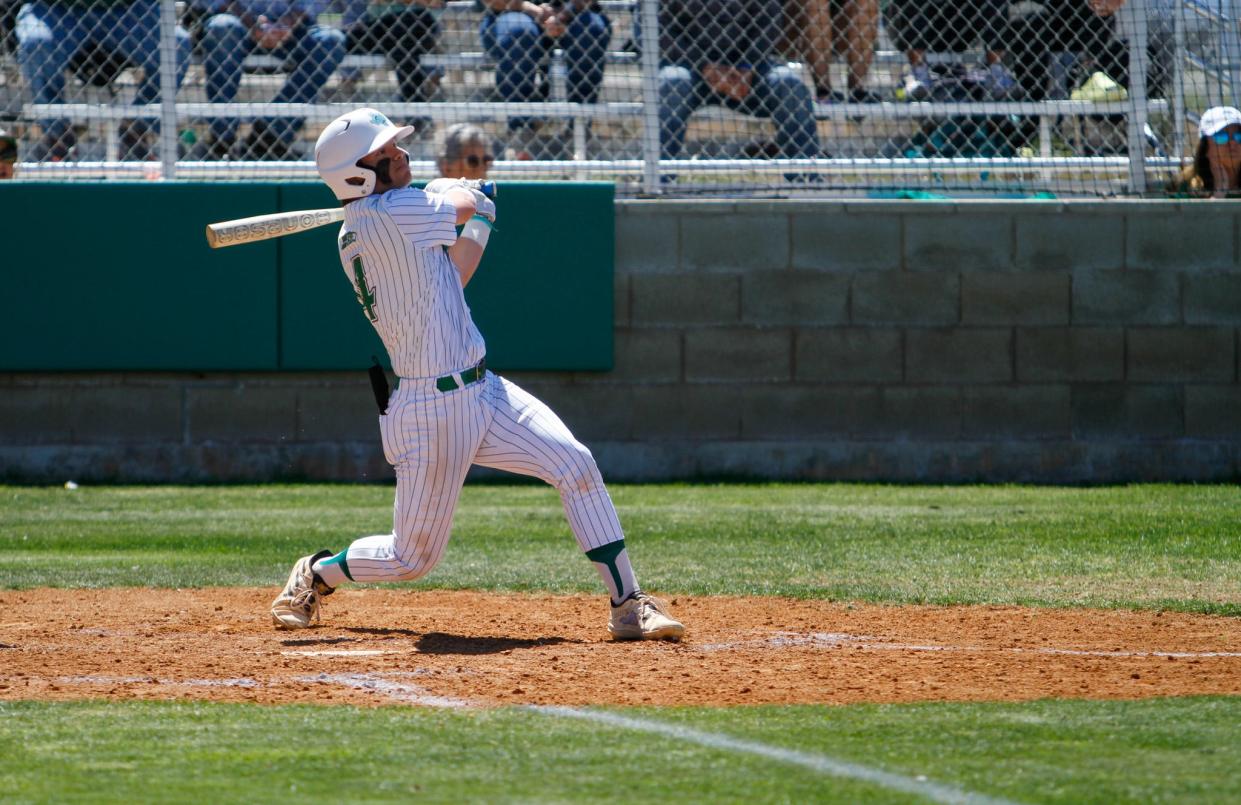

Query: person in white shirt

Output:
[270, 108, 683, 642]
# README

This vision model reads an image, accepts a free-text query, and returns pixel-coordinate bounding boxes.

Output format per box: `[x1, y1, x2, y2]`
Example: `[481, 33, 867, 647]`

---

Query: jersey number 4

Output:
[352, 256, 379, 323]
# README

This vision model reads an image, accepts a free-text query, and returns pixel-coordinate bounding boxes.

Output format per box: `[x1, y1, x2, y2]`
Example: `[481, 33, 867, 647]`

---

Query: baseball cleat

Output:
[270, 550, 335, 629]
[608, 591, 684, 641]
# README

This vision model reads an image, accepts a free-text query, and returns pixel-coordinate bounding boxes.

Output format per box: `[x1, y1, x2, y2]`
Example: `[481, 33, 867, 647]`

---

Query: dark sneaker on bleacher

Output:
[847, 87, 884, 103]
[30, 130, 76, 162]
[504, 122, 541, 161]
[236, 137, 301, 161]
[118, 120, 151, 161]
[187, 135, 234, 161]
[818, 87, 884, 104]
[235, 122, 301, 161]
[898, 64, 933, 101]
[984, 63, 1022, 101]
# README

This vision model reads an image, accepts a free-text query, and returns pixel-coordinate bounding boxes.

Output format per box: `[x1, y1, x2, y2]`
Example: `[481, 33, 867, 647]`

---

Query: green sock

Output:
[585, 540, 638, 606]
[312, 549, 352, 588]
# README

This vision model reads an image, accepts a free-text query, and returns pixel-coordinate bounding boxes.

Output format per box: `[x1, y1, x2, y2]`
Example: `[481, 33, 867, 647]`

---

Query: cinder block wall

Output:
[3, 200, 1239, 483]
[541, 199, 1241, 482]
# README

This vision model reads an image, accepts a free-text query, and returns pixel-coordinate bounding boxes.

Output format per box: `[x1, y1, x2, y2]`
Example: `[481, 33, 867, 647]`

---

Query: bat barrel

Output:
[205, 208, 344, 249]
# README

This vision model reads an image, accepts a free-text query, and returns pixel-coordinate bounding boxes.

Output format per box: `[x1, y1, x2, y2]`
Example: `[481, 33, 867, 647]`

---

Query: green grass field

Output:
[2, 697, 1239, 804]
[2, 483, 1240, 803]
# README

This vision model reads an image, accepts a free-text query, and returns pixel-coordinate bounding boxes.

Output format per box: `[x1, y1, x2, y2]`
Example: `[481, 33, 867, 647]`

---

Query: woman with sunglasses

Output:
[1179, 106, 1241, 198]
[436, 123, 496, 181]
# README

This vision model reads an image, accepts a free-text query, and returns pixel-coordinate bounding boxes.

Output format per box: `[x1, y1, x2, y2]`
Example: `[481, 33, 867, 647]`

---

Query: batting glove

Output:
[469, 187, 497, 224]
[460, 179, 497, 200]
[423, 177, 464, 196]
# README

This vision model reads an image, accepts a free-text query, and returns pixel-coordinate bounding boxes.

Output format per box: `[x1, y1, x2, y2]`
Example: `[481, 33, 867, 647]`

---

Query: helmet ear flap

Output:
[331, 167, 373, 200]
[344, 168, 372, 191]
[345, 158, 378, 198]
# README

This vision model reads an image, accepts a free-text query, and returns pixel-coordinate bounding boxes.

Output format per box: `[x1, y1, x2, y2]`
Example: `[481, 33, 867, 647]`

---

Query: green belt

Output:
[435, 359, 486, 393]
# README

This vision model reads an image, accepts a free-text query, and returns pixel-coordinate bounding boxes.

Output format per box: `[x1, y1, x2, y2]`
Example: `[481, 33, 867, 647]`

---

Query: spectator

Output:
[1177, 106, 1241, 198]
[333, 0, 442, 105]
[998, 0, 1174, 156]
[190, 0, 345, 160]
[0, 127, 15, 178]
[15, 0, 190, 160]
[783, 0, 880, 103]
[436, 122, 494, 179]
[478, 0, 610, 156]
[1001, 0, 1171, 102]
[884, 0, 1016, 101]
[659, 0, 821, 173]
[1001, 0, 1120, 101]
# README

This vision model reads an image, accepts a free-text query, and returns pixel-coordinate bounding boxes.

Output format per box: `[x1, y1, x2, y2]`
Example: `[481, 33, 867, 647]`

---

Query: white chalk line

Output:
[531, 704, 1020, 805]
[698, 631, 1241, 659]
[53, 675, 260, 688]
[307, 672, 1019, 805]
[1016, 647, 1241, 659]
[35, 671, 1022, 802]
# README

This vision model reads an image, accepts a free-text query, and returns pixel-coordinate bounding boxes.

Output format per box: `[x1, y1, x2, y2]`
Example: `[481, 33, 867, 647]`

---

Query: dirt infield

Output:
[1, 589, 1239, 709]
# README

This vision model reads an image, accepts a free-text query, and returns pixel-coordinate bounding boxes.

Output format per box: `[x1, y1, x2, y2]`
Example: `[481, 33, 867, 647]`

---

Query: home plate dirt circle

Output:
[1, 589, 1238, 708]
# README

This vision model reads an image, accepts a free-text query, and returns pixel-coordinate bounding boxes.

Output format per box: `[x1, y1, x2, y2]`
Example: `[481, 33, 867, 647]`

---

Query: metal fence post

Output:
[1123, 0, 1152, 193]
[638, 0, 661, 196]
[1231, 0, 1241, 98]
[1172, 0, 1186, 161]
[158, 0, 178, 180]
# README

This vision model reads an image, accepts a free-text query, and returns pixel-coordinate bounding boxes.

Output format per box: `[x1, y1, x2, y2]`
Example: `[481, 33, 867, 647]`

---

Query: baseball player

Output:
[270, 108, 683, 641]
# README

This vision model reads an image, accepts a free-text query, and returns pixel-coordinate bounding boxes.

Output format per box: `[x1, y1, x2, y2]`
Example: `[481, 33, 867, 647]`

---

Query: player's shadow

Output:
[414, 632, 579, 655]
[279, 627, 421, 645]
[280, 636, 357, 646]
[342, 626, 421, 638]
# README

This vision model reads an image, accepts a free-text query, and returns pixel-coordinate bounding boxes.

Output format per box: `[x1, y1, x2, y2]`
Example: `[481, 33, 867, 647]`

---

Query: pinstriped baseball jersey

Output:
[311, 173, 645, 618]
[337, 187, 486, 379]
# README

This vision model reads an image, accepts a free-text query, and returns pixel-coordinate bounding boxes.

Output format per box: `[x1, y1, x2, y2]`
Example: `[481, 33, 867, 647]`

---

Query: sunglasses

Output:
[465, 154, 495, 167]
[1211, 131, 1241, 144]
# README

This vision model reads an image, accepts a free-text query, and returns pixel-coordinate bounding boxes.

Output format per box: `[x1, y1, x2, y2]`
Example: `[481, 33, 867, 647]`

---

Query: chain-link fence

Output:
[0, 0, 1236, 195]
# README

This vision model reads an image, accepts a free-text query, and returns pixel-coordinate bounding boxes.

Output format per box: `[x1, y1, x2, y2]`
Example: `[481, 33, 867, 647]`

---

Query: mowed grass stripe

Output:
[1, 697, 1239, 803]
[2, 484, 1239, 613]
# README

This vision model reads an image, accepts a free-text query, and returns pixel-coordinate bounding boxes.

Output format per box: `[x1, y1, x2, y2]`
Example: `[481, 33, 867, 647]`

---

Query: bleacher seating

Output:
[2, 0, 1174, 194]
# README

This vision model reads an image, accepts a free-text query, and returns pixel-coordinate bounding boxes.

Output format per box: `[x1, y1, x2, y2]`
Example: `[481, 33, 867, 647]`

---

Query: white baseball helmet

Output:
[315, 108, 415, 201]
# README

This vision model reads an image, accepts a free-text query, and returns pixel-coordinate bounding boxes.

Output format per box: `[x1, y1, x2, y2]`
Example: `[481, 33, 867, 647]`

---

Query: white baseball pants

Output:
[344, 371, 624, 583]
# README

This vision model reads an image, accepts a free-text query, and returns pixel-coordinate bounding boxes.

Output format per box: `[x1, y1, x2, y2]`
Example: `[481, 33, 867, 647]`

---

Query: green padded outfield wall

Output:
[0, 183, 280, 370]
[279, 181, 614, 371]
[0, 182, 614, 372]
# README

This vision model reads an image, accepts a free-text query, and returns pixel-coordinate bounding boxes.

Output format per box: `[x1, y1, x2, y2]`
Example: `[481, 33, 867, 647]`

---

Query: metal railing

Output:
[1, 0, 1233, 196]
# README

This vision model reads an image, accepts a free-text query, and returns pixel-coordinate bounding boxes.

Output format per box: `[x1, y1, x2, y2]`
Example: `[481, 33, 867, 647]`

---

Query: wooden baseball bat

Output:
[205, 181, 496, 249]
[205, 208, 345, 249]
